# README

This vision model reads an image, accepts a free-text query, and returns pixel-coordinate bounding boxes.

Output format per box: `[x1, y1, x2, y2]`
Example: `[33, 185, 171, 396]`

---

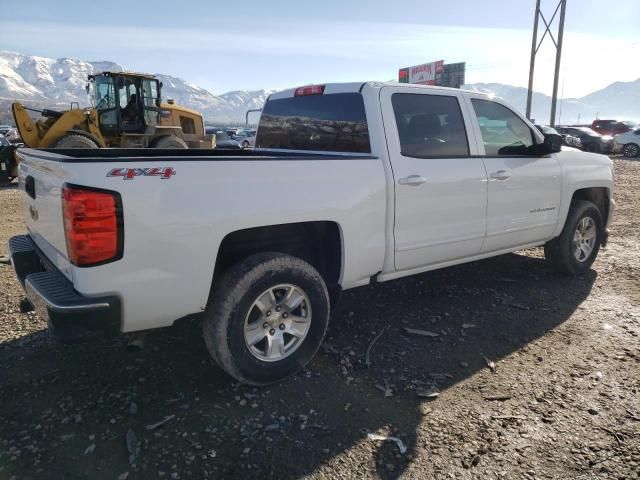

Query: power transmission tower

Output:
[525, 0, 567, 126]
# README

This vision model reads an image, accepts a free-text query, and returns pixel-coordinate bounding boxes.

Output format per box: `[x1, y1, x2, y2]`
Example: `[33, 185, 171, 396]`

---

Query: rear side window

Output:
[256, 93, 370, 153]
[392, 93, 469, 157]
[471, 99, 534, 156]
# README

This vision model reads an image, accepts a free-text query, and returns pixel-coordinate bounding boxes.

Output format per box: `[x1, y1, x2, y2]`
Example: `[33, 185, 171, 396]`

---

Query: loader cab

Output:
[89, 72, 162, 135]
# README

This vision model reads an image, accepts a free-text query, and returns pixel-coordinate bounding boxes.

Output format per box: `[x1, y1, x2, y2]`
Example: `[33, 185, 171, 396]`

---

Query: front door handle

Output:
[490, 170, 511, 180]
[398, 175, 427, 186]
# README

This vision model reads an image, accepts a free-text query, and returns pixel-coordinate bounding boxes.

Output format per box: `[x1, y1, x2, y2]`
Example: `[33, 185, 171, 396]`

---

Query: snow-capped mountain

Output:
[1, 51, 639, 125]
[464, 81, 640, 124]
[0, 51, 275, 124]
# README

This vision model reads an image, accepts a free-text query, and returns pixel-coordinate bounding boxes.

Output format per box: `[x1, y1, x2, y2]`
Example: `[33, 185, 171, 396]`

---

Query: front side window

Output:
[471, 99, 534, 156]
[392, 93, 469, 157]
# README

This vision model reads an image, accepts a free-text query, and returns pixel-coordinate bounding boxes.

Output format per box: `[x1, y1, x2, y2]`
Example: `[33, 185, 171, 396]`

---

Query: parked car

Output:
[214, 131, 242, 149]
[2, 127, 21, 144]
[612, 128, 640, 157]
[591, 119, 637, 137]
[235, 131, 256, 148]
[556, 126, 613, 153]
[0, 125, 13, 136]
[0, 134, 17, 186]
[10, 81, 614, 385]
[535, 125, 581, 149]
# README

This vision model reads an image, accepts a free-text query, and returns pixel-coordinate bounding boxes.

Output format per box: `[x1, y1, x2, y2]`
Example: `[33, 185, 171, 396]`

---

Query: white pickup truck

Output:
[10, 82, 614, 384]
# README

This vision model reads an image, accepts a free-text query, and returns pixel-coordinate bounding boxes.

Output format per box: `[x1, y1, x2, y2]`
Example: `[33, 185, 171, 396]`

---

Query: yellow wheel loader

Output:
[12, 72, 215, 149]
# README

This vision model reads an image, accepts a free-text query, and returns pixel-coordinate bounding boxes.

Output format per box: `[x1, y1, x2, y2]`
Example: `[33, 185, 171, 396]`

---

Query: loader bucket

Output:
[12, 103, 41, 148]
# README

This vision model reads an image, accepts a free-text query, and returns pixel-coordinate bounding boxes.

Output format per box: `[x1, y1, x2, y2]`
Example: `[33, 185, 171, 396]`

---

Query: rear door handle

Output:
[398, 175, 427, 186]
[490, 170, 511, 180]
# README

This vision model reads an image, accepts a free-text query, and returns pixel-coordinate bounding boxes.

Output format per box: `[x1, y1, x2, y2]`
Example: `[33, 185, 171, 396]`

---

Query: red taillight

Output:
[62, 184, 123, 266]
[294, 85, 325, 96]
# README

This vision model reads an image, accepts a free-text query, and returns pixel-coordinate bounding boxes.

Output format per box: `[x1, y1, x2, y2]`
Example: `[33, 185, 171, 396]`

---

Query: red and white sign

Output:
[407, 60, 444, 85]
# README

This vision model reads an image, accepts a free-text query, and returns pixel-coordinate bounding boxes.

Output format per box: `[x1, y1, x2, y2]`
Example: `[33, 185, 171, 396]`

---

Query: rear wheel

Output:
[242, 140, 250, 148]
[544, 200, 603, 275]
[51, 134, 100, 148]
[152, 135, 188, 149]
[202, 252, 330, 385]
[623, 143, 639, 158]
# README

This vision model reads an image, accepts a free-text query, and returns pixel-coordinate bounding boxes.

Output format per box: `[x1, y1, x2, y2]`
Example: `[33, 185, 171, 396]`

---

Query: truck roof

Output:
[269, 81, 491, 100]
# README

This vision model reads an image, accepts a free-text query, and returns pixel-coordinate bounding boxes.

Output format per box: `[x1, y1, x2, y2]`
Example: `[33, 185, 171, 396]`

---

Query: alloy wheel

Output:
[243, 284, 312, 362]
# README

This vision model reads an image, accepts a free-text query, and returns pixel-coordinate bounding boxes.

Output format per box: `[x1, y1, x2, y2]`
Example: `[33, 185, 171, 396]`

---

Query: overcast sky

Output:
[1, 0, 639, 97]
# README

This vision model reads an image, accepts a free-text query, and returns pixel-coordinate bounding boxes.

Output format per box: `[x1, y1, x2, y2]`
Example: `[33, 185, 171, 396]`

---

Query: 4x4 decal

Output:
[107, 167, 176, 180]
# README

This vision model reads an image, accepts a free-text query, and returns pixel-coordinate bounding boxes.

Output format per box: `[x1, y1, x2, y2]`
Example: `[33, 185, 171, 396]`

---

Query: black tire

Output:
[544, 200, 603, 275]
[623, 143, 639, 158]
[585, 143, 601, 153]
[202, 252, 330, 385]
[52, 134, 100, 148]
[242, 140, 250, 148]
[152, 135, 188, 149]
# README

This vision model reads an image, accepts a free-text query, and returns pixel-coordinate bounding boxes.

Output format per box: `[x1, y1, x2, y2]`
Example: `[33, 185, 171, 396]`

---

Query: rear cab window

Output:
[256, 92, 371, 153]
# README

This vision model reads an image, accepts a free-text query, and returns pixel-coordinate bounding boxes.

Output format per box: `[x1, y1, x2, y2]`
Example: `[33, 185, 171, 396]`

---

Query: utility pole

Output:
[525, 0, 541, 121]
[549, 1, 567, 127]
[525, 0, 567, 126]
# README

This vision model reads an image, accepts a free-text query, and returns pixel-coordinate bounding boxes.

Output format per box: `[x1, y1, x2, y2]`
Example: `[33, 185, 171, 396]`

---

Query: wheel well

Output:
[572, 187, 609, 224]
[214, 222, 343, 287]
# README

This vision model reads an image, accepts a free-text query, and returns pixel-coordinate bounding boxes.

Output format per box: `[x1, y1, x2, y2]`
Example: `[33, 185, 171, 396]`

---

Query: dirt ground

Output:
[0, 157, 638, 480]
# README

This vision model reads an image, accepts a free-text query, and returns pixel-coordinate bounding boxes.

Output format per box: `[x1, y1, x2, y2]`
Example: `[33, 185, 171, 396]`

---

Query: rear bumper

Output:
[9, 235, 121, 343]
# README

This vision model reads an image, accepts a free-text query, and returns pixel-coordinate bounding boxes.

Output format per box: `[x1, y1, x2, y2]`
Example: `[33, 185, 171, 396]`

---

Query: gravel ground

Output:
[0, 158, 639, 480]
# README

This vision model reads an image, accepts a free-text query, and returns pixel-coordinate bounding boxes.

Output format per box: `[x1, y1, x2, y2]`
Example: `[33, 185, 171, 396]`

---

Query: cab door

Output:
[141, 78, 161, 127]
[464, 96, 561, 252]
[380, 86, 488, 271]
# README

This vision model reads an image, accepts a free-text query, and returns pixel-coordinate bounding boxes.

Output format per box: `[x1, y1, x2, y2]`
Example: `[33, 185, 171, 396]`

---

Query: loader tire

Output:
[52, 134, 100, 149]
[152, 135, 188, 149]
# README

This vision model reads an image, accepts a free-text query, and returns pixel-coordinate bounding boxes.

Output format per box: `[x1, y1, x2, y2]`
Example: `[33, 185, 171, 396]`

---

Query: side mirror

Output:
[544, 134, 563, 154]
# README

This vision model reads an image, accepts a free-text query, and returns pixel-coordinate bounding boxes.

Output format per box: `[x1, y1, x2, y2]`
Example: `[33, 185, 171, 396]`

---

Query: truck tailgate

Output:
[16, 150, 73, 279]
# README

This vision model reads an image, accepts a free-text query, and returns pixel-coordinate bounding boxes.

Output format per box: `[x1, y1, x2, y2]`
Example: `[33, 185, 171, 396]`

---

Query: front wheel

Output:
[623, 143, 639, 158]
[202, 252, 330, 385]
[544, 200, 603, 275]
[152, 135, 188, 149]
[52, 134, 100, 148]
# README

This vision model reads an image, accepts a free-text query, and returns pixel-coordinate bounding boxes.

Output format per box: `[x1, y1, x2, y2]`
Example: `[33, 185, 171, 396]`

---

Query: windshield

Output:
[538, 125, 559, 135]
